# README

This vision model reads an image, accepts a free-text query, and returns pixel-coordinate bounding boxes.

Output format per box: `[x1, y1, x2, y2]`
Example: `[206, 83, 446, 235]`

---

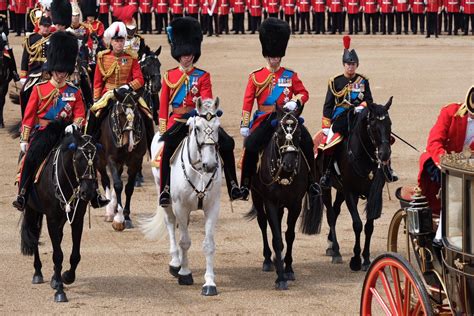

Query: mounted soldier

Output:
[239, 17, 318, 202]
[0, 12, 20, 82]
[158, 17, 243, 206]
[13, 31, 107, 211]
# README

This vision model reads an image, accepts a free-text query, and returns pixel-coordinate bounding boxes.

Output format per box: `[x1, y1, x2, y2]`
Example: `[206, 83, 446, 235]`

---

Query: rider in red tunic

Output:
[418, 86, 474, 215]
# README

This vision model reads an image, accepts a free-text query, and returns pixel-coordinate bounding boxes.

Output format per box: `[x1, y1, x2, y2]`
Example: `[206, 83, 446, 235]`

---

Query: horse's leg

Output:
[0, 83, 7, 126]
[123, 158, 143, 229]
[62, 206, 86, 285]
[110, 161, 125, 231]
[253, 195, 273, 271]
[46, 217, 68, 302]
[164, 206, 181, 277]
[325, 190, 343, 263]
[176, 209, 193, 285]
[361, 218, 374, 271]
[265, 202, 287, 290]
[284, 204, 301, 281]
[99, 165, 115, 221]
[345, 192, 363, 271]
[23, 207, 44, 284]
[201, 202, 220, 296]
[327, 191, 344, 256]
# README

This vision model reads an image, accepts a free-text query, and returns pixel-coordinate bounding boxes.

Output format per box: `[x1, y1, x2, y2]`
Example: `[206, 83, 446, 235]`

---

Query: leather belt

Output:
[258, 105, 275, 112]
[173, 106, 194, 115]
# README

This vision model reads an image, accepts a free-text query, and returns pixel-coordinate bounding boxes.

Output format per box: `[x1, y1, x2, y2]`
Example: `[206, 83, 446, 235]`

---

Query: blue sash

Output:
[43, 85, 78, 121]
[171, 69, 205, 108]
[263, 69, 294, 106]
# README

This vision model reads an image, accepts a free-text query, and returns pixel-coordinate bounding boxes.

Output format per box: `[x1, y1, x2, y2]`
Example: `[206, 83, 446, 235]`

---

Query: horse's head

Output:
[274, 108, 302, 176]
[112, 89, 143, 151]
[62, 132, 99, 202]
[140, 45, 162, 94]
[366, 97, 393, 164]
[187, 97, 221, 173]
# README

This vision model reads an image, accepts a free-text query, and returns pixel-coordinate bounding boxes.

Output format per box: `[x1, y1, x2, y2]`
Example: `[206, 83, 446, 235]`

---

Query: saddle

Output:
[15, 150, 53, 184]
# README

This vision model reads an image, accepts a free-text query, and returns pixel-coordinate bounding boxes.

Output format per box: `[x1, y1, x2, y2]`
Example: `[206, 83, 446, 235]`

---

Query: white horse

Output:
[141, 97, 222, 296]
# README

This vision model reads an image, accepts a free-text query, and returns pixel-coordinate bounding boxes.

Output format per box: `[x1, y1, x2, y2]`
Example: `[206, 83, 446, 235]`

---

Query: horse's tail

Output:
[366, 167, 385, 220]
[8, 120, 22, 139]
[20, 210, 43, 256]
[139, 205, 167, 241]
[300, 192, 323, 235]
[243, 205, 258, 221]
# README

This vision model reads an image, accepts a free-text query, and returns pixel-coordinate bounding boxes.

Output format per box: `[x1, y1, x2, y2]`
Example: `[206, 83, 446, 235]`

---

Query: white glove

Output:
[20, 78, 26, 85]
[20, 142, 28, 153]
[1, 32, 6, 41]
[65, 124, 78, 134]
[240, 127, 250, 137]
[322, 128, 330, 136]
[119, 84, 131, 90]
[283, 100, 298, 111]
[355, 105, 365, 113]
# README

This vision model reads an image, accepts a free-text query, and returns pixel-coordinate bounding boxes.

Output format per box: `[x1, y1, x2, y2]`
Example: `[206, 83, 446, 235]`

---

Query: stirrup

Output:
[90, 192, 110, 208]
[230, 182, 243, 201]
[12, 195, 26, 212]
[240, 186, 250, 201]
[159, 187, 171, 207]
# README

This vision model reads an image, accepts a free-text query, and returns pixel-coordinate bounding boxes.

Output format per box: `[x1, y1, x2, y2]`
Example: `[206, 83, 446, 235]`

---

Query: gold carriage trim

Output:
[20, 126, 31, 142]
[241, 110, 251, 128]
[322, 117, 331, 128]
[159, 118, 167, 134]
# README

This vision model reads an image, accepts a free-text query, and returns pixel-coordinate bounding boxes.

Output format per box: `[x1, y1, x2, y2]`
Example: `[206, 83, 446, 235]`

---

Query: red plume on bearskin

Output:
[113, 5, 137, 24]
[343, 35, 351, 49]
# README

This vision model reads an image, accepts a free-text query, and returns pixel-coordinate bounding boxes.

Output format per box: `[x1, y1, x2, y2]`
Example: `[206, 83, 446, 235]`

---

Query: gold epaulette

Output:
[97, 49, 111, 59]
[163, 70, 187, 90]
[453, 102, 466, 117]
[250, 67, 264, 75]
[124, 48, 138, 60]
[251, 69, 273, 97]
[357, 73, 369, 80]
[329, 74, 348, 99]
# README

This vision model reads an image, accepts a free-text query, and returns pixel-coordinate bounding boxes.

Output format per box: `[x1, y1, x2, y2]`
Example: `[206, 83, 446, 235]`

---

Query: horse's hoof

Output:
[262, 260, 274, 272]
[135, 181, 142, 187]
[112, 220, 125, 231]
[275, 280, 288, 290]
[124, 219, 134, 229]
[326, 248, 335, 256]
[32, 273, 44, 284]
[350, 256, 362, 271]
[50, 277, 59, 290]
[201, 285, 218, 296]
[178, 273, 193, 285]
[104, 215, 114, 222]
[169, 265, 181, 278]
[54, 291, 68, 303]
[62, 270, 75, 285]
[362, 261, 371, 271]
[284, 272, 295, 281]
[331, 255, 343, 264]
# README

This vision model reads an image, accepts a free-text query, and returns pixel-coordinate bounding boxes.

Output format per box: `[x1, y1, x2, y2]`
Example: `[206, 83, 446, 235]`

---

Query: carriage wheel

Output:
[387, 209, 411, 263]
[360, 252, 432, 316]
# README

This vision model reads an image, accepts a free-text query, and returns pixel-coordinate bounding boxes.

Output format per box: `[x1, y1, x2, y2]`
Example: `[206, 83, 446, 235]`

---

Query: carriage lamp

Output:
[407, 187, 433, 236]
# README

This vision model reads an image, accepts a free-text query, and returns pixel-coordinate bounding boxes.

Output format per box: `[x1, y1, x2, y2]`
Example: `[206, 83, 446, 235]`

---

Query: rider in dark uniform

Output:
[0, 13, 20, 83]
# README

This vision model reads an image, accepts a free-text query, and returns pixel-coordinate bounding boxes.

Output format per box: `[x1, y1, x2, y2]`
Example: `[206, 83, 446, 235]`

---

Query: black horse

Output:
[315, 98, 393, 271]
[97, 90, 149, 230]
[246, 108, 322, 290]
[0, 34, 14, 127]
[20, 127, 100, 302]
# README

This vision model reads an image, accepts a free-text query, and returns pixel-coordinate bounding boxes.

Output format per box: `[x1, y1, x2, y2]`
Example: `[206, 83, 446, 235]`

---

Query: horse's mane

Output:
[353, 103, 388, 129]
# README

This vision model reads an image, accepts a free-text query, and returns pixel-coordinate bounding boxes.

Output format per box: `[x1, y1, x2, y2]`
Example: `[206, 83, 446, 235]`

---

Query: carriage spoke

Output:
[411, 300, 422, 316]
[378, 269, 398, 315]
[390, 266, 403, 315]
[370, 287, 392, 316]
[403, 275, 412, 315]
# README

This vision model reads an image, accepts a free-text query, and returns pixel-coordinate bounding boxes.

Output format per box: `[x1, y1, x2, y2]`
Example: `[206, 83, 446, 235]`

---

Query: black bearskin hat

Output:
[81, 0, 98, 18]
[342, 36, 359, 65]
[167, 17, 203, 63]
[47, 31, 78, 75]
[51, 0, 72, 26]
[466, 85, 474, 114]
[259, 18, 291, 58]
[39, 14, 52, 26]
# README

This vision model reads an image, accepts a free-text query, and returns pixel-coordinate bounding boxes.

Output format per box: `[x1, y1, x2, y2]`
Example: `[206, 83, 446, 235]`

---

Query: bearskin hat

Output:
[466, 85, 474, 114]
[47, 31, 78, 75]
[38, 12, 52, 26]
[167, 17, 203, 63]
[81, 0, 98, 18]
[342, 36, 359, 65]
[259, 18, 291, 58]
[51, 0, 72, 26]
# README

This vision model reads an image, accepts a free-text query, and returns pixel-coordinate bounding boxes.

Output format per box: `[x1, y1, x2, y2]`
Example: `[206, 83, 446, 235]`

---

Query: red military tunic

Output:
[418, 103, 469, 215]
[344, 0, 360, 13]
[21, 80, 86, 142]
[128, 0, 139, 9]
[362, 0, 378, 13]
[170, 0, 184, 14]
[201, 0, 209, 13]
[0, 0, 7, 11]
[379, 0, 393, 12]
[411, 0, 425, 13]
[426, 0, 441, 11]
[241, 67, 309, 130]
[231, 0, 246, 13]
[159, 66, 212, 133]
[15, 0, 27, 14]
[248, 0, 262, 15]
[27, 0, 35, 9]
[218, 0, 230, 14]
[463, 0, 474, 13]
[99, 0, 110, 14]
[283, 0, 296, 14]
[445, 0, 459, 12]
[395, 0, 409, 11]
[93, 49, 144, 101]
[297, 0, 310, 12]
[312, 0, 326, 12]
[266, 0, 280, 13]
[139, 0, 152, 12]
[329, 0, 343, 12]
[153, 0, 169, 13]
[185, 0, 200, 14]
[111, 0, 125, 12]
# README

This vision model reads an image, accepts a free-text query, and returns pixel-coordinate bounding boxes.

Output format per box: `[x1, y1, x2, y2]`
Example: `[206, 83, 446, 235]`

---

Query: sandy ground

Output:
[0, 34, 472, 314]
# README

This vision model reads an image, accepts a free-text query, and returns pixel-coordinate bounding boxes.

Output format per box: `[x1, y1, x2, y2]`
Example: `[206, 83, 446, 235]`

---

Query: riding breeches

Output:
[160, 121, 239, 199]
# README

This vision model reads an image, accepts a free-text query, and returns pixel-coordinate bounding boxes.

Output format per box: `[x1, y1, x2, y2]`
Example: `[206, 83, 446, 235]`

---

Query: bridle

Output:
[53, 135, 98, 224]
[110, 92, 143, 148]
[261, 112, 302, 186]
[140, 54, 161, 94]
[180, 111, 219, 209]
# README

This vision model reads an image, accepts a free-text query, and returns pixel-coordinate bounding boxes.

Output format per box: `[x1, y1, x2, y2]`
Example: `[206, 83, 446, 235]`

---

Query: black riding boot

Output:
[90, 189, 110, 208]
[159, 143, 173, 207]
[300, 131, 321, 198]
[143, 115, 155, 155]
[13, 156, 36, 212]
[7, 48, 20, 82]
[320, 152, 333, 189]
[85, 111, 102, 141]
[220, 148, 243, 200]
[239, 149, 258, 200]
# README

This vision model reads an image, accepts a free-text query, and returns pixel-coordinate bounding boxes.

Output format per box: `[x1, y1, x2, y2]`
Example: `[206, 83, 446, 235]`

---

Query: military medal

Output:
[64, 103, 72, 112]
[191, 85, 198, 95]
[283, 87, 290, 103]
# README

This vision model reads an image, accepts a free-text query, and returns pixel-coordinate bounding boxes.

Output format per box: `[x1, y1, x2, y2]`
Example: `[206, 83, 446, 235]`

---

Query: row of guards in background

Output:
[0, 0, 472, 36]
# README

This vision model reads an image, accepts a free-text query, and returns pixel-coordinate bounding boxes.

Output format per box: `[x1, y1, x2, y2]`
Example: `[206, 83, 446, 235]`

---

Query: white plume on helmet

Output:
[38, 0, 53, 10]
[104, 21, 127, 43]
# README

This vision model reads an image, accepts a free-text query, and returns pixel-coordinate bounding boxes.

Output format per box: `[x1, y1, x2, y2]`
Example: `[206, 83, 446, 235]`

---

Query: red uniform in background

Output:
[461, 0, 474, 35]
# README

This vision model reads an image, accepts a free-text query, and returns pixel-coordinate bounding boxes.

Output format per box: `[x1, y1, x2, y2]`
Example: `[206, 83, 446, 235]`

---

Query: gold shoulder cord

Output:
[25, 35, 50, 65]
[97, 52, 119, 81]
[164, 72, 189, 106]
[36, 85, 60, 114]
[251, 73, 274, 98]
[328, 77, 349, 99]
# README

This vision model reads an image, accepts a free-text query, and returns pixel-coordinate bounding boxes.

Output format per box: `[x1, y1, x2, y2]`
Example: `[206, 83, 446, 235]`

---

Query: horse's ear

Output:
[155, 46, 162, 56]
[385, 96, 393, 110]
